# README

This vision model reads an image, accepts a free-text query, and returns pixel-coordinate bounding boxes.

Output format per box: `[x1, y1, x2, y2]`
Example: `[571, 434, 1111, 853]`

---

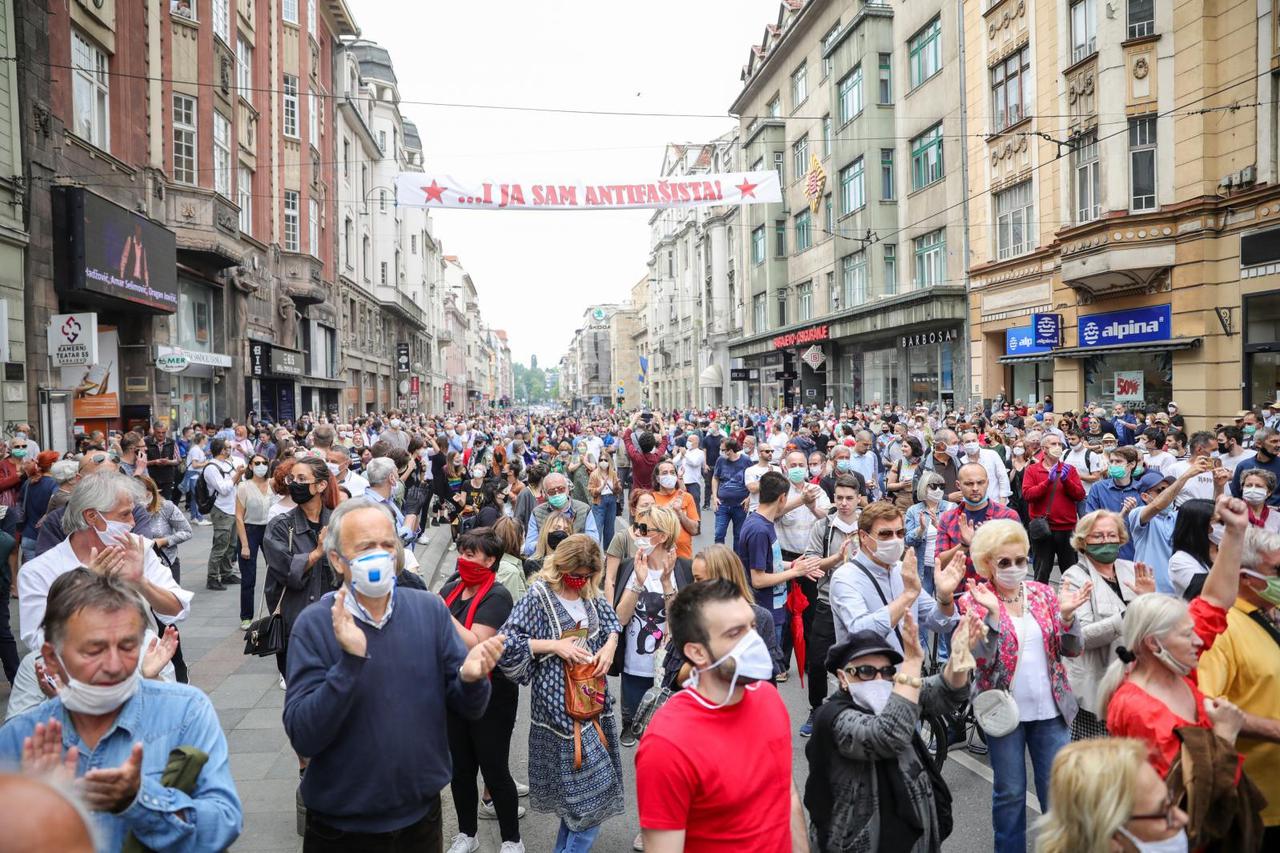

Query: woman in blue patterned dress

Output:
[499, 533, 624, 853]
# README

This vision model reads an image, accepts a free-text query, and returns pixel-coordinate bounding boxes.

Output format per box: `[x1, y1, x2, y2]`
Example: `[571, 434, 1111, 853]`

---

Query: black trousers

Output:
[1032, 529, 1077, 584]
[304, 797, 442, 853]
[446, 677, 520, 842]
[165, 556, 188, 683]
[807, 602, 837, 710]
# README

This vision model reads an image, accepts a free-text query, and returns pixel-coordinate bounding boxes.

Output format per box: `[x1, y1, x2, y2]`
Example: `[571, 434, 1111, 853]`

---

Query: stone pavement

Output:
[3, 509, 1026, 851]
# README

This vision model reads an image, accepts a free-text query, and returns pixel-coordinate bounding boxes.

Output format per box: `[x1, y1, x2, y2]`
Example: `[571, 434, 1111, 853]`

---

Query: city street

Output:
[4, 513, 1037, 851]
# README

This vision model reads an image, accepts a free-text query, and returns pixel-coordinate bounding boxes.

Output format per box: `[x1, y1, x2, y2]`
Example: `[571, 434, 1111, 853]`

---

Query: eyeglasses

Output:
[285, 476, 315, 486]
[844, 664, 897, 681]
[995, 556, 1029, 571]
[1086, 534, 1122, 544]
[870, 528, 907, 541]
[1129, 795, 1180, 829]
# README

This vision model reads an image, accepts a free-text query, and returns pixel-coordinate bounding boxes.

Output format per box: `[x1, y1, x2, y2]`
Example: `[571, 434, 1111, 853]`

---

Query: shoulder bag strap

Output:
[853, 559, 903, 646]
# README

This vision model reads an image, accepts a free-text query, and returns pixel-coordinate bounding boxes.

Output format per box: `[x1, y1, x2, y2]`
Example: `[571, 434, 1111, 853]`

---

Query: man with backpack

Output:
[201, 437, 242, 591]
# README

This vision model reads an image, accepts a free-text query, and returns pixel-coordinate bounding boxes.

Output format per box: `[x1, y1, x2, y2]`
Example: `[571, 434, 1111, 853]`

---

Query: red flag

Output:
[786, 581, 810, 687]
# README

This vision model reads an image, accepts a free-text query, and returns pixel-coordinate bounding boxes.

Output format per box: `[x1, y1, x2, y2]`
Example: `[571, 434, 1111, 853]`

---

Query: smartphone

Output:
[1212, 457, 1222, 469]
[641, 413, 653, 423]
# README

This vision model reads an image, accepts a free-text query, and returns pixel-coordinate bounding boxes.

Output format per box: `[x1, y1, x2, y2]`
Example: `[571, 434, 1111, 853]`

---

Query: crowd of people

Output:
[0, 398, 1277, 852]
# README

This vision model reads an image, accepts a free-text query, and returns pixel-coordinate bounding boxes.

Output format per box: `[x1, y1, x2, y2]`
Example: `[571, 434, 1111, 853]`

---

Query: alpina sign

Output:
[1077, 304, 1171, 348]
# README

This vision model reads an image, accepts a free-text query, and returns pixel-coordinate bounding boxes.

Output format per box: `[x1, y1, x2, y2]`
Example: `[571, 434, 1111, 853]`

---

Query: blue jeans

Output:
[554, 820, 601, 853]
[238, 522, 266, 622]
[986, 716, 1070, 853]
[713, 500, 747, 549]
[181, 469, 205, 520]
[683, 482, 701, 512]
[919, 564, 950, 663]
[592, 495, 616, 554]
[620, 671, 652, 726]
[19, 536, 36, 564]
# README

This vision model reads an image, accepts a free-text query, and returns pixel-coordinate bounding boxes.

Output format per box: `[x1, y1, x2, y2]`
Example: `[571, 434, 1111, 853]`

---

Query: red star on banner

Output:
[735, 178, 759, 199]
[421, 180, 447, 203]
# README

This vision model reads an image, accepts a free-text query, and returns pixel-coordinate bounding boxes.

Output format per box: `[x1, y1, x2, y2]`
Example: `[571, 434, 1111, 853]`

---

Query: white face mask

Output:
[472, 467, 487, 480]
[995, 561, 1028, 589]
[1117, 827, 1188, 853]
[1012, 447, 1025, 457]
[1153, 639, 1192, 678]
[93, 513, 133, 546]
[809, 464, 823, 477]
[253, 464, 269, 478]
[963, 442, 981, 456]
[683, 629, 774, 709]
[926, 486, 944, 503]
[872, 537, 905, 566]
[55, 651, 141, 715]
[326, 462, 341, 477]
[346, 549, 397, 599]
[1243, 486, 1268, 505]
[634, 536, 654, 555]
[846, 678, 894, 714]
[658, 474, 678, 490]
[1208, 523, 1225, 546]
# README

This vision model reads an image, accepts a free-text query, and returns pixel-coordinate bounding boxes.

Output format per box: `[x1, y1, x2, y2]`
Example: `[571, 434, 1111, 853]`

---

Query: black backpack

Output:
[194, 463, 225, 515]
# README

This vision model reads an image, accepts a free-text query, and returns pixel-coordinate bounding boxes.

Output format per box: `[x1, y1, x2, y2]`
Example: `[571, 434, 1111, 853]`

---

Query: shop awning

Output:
[1045, 337, 1202, 360]
[998, 352, 1055, 365]
[698, 364, 724, 388]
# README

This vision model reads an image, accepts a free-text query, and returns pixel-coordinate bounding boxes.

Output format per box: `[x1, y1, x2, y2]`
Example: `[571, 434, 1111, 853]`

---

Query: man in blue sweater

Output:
[283, 498, 504, 852]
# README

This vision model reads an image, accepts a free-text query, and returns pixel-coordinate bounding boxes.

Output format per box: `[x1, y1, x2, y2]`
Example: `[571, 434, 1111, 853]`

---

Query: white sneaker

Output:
[500, 843, 526, 853]
[633, 831, 645, 851]
[479, 799, 526, 820]
[446, 834, 478, 853]
[195, 518, 212, 526]
[417, 533, 432, 545]
[278, 676, 286, 691]
[515, 780, 529, 797]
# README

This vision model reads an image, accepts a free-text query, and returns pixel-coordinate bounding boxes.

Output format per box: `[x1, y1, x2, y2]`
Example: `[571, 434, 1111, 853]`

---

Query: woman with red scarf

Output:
[1238, 468, 1280, 533]
[442, 527, 524, 853]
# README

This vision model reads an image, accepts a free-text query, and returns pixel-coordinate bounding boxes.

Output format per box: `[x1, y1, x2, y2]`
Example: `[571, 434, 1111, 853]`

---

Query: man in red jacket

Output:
[623, 410, 670, 491]
[1020, 433, 1087, 583]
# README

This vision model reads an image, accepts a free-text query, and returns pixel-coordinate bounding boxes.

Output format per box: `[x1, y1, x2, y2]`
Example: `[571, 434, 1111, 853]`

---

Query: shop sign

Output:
[249, 342, 267, 377]
[155, 353, 190, 373]
[1005, 325, 1052, 355]
[396, 342, 410, 374]
[899, 328, 958, 349]
[412, 377, 421, 395]
[270, 346, 304, 377]
[47, 312, 99, 367]
[801, 344, 826, 370]
[57, 187, 178, 313]
[1032, 313, 1061, 348]
[444, 382, 452, 403]
[729, 368, 759, 381]
[1115, 370, 1145, 402]
[1078, 304, 1171, 348]
[156, 345, 233, 369]
[60, 326, 120, 420]
[772, 324, 829, 350]
[803, 153, 826, 215]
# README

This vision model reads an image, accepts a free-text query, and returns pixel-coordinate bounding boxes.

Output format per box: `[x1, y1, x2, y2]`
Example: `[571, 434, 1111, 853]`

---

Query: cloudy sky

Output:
[356, 0, 780, 367]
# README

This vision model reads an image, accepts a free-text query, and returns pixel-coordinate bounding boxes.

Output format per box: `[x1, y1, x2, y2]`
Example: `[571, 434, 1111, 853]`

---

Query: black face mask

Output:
[288, 482, 316, 505]
[547, 530, 569, 551]
[1218, 442, 1228, 454]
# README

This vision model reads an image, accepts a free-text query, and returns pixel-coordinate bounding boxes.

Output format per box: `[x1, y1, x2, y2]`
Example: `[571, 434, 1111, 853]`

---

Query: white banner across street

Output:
[394, 170, 782, 211]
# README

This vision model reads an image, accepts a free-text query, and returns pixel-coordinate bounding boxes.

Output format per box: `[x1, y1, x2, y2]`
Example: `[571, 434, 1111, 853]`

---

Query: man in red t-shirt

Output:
[623, 410, 670, 491]
[636, 580, 804, 852]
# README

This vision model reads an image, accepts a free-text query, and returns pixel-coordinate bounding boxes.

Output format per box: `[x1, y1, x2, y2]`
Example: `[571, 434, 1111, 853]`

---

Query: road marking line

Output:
[948, 751, 1042, 815]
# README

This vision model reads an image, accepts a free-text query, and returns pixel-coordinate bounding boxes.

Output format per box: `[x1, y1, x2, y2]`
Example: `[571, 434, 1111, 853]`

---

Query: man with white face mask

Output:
[0, 568, 241, 850]
[959, 430, 1011, 504]
[284, 499, 504, 851]
[828, 502, 964, 649]
[635, 579, 805, 853]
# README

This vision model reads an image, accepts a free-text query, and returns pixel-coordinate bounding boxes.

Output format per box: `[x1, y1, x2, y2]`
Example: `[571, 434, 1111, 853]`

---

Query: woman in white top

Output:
[1238, 467, 1280, 533]
[183, 433, 210, 525]
[1060, 510, 1156, 740]
[1167, 498, 1216, 599]
[235, 454, 275, 631]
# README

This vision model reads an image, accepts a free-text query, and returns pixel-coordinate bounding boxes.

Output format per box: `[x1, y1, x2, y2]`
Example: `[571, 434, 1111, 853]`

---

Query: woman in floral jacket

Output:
[957, 519, 1091, 853]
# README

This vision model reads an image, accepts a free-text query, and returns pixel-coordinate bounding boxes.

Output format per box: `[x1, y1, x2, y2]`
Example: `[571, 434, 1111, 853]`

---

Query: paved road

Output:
[2, 508, 1042, 851]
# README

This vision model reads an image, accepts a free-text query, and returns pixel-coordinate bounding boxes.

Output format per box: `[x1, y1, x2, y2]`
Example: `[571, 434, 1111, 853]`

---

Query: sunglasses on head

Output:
[844, 664, 897, 681]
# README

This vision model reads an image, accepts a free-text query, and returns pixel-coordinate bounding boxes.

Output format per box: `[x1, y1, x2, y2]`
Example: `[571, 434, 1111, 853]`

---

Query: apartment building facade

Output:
[726, 0, 970, 412]
[966, 0, 1280, 428]
[0, 0, 27, 433]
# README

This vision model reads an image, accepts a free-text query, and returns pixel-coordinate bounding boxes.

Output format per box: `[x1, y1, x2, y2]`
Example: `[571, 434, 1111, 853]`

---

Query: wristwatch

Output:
[893, 673, 923, 688]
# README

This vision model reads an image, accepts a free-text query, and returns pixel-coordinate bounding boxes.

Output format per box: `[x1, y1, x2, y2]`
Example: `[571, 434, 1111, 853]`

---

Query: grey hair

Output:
[323, 497, 404, 571]
[50, 460, 80, 484]
[915, 471, 945, 503]
[1095, 594, 1189, 717]
[542, 471, 567, 490]
[364, 456, 397, 486]
[63, 473, 146, 534]
[1240, 467, 1278, 495]
[1242, 525, 1280, 569]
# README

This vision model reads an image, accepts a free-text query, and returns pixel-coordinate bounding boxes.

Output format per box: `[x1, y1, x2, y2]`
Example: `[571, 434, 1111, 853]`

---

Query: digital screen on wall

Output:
[64, 188, 179, 313]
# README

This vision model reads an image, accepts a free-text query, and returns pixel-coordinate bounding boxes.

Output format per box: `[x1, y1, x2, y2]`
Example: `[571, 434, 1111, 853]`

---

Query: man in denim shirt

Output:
[0, 569, 241, 851]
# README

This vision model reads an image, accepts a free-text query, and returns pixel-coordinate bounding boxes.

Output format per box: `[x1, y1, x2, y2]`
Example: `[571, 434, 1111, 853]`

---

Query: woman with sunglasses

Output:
[604, 489, 656, 602]
[805, 611, 980, 853]
[1037, 739, 1190, 853]
[499, 533, 624, 852]
[958, 519, 1092, 853]
[235, 454, 275, 631]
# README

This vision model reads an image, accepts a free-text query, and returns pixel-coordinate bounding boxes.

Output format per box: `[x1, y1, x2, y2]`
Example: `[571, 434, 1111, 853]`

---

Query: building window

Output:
[848, 157, 866, 213]
[795, 210, 812, 252]
[878, 53, 892, 104]
[837, 69, 861, 125]
[766, 95, 781, 118]
[378, 130, 387, 152]
[236, 36, 252, 97]
[212, 0, 230, 42]
[1073, 130, 1101, 222]
[1129, 116, 1157, 211]
[797, 281, 813, 321]
[283, 74, 299, 137]
[343, 217, 353, 268]
[172, 94, 197, 184]
[308, 0, 318, 38]
[283, 190, 300, 251]
[913, 229, 946, 287]
[753, 294, 767, 330]
[991, 46, 1030, 132]
[380, 261, 388, 286]
[379, 189, 387, 213]
[841, 252, 867, 306]
[774, 150, 785, 184]
[1128, 0, 1155, 39]
[881, 149, 895, 200]
[308, 89, 319, 143]
[362, 235, 371, 280]
[343, 139, 351, 184]
[309, 198, 320, 256]
[774, 220, 786, 258]
[410, 234, 417, 255]
[883, 244, 897, 295]
[776, 289, 788, 326]
[1071, 0, 1096, 64]
[791, 62, 807, 108]
[71, 30, 110, 150]
[283, 0, 298, 25]
[908, 17, 942, 89]
[792, 135, 809, 181]
[910, 123, 944, 190]
[752, 226, 766, 264]
[825, 194, 833, 233]
[238, 166, 252, 234]
[822, 115, 832, 158]
[995, 180, 1034, 260]
[821, 22, 840, 79]
[827, 271, 837, 311]
[212, 112, 231, 196]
